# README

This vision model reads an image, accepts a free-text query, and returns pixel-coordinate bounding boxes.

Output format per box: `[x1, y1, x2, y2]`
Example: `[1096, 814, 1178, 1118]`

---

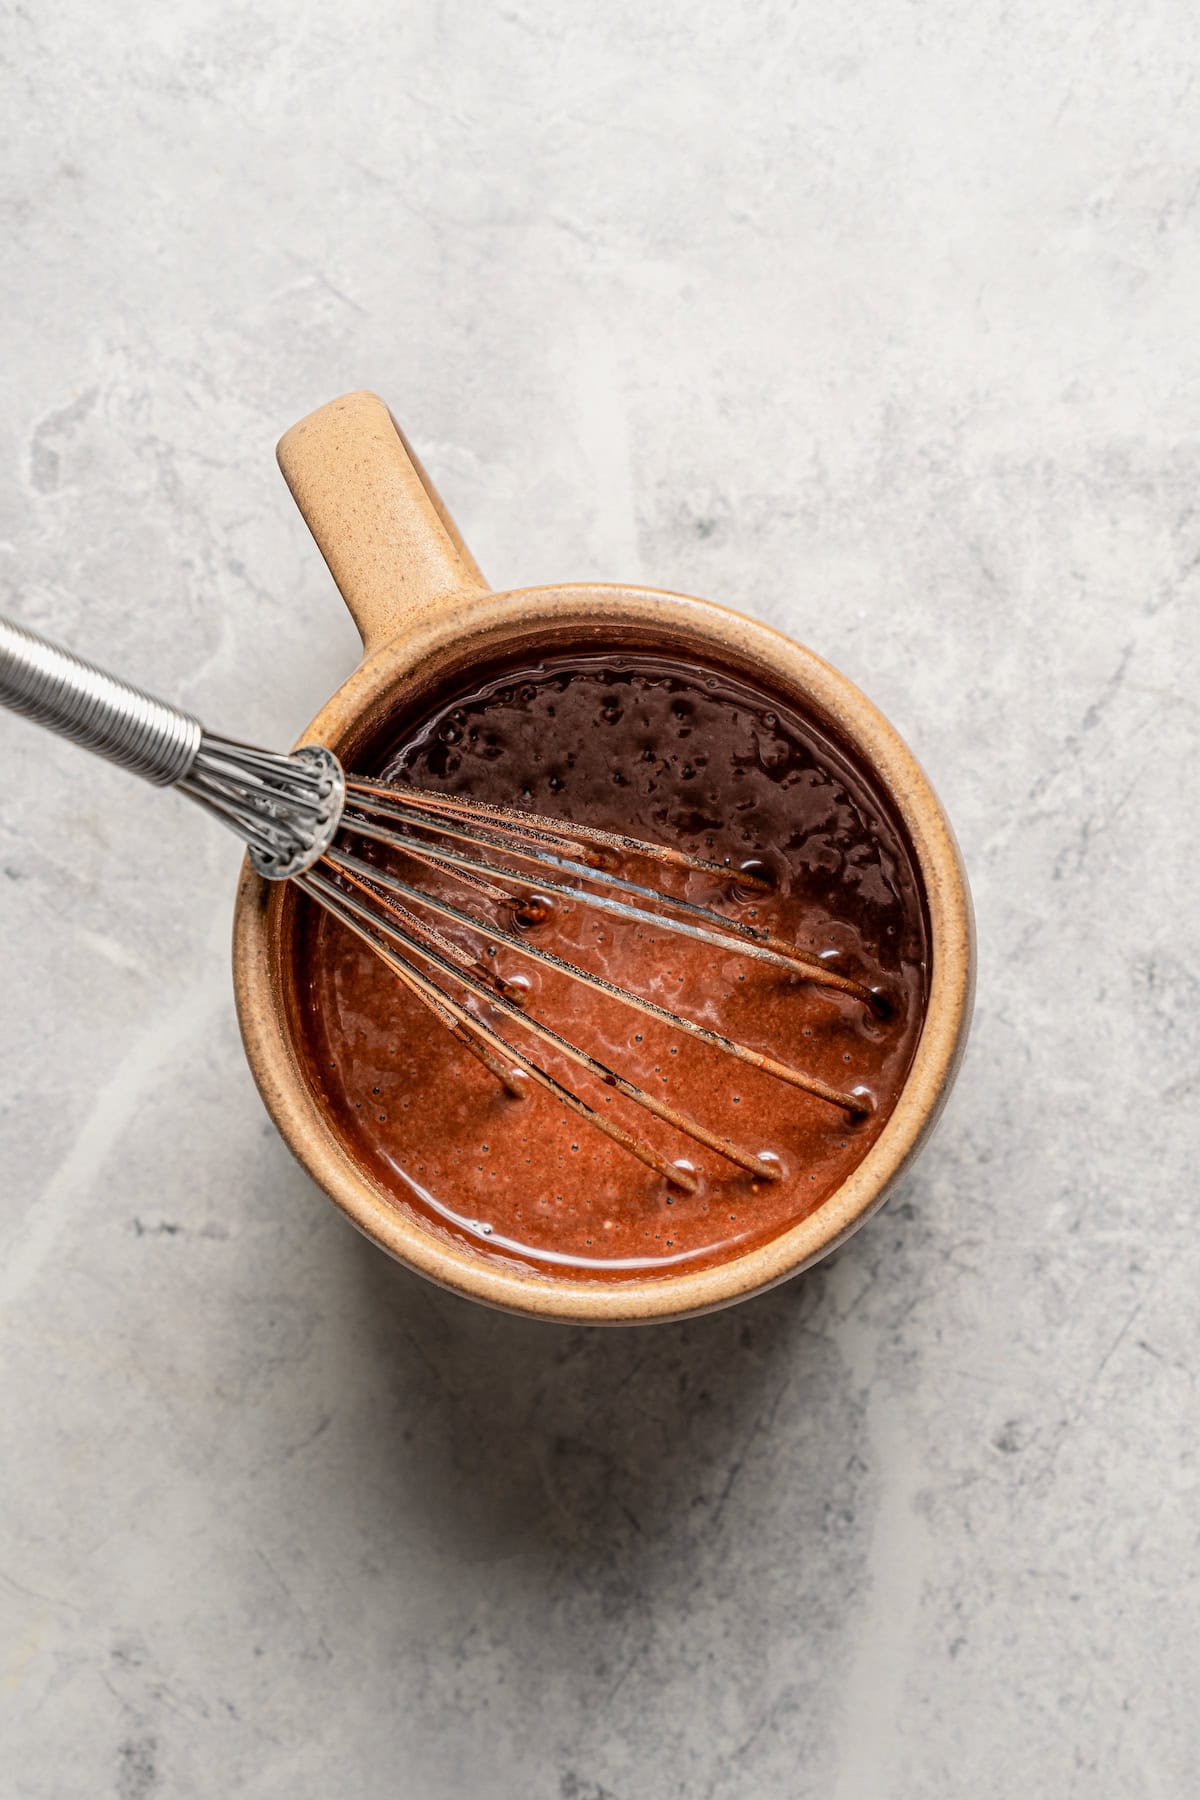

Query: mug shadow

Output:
[332, 1211, 881, 1573]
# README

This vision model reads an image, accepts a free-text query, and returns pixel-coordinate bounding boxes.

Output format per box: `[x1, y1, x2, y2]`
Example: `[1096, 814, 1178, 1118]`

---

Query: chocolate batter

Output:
[293, 649, 928, 1281]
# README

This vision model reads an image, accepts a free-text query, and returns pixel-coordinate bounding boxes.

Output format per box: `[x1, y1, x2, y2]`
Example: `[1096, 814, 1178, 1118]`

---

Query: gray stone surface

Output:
[1, 3, 1197, 1795]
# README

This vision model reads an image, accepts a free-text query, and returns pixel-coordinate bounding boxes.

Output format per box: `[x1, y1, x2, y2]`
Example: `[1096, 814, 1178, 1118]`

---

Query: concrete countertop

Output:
[1, 4, 1196, 1795]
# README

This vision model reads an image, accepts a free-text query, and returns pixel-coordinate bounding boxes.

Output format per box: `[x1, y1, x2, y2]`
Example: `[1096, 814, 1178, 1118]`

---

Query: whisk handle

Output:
[0, 614, 202, 786]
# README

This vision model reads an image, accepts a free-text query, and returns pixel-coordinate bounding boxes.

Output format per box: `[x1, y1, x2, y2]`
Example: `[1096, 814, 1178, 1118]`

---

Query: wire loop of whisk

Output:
[0, 612, 880, 1190]
[299, 781, 879, 1180]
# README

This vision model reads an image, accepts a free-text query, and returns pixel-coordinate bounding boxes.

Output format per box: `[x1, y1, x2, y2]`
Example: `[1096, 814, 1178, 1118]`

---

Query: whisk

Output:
[0, 614, 878, 1193]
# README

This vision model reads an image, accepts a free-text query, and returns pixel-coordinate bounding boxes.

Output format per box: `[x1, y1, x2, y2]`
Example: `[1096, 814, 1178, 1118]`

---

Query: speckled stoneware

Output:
[232, 391, 975, 1325]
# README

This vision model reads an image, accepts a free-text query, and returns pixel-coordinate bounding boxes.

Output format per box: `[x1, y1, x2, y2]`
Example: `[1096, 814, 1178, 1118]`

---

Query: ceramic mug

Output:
[233, 391, 974, 1324]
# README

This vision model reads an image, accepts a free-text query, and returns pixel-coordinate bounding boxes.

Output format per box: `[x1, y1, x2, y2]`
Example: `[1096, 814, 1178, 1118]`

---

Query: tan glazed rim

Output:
[232, 392, 975, 1325]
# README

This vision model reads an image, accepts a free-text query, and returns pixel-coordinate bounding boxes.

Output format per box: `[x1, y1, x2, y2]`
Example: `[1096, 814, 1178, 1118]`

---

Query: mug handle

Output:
[276, 391, 489, 656]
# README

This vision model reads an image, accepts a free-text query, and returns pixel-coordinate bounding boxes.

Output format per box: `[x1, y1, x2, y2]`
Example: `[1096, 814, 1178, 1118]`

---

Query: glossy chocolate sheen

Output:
[292, 648, 929, 1281]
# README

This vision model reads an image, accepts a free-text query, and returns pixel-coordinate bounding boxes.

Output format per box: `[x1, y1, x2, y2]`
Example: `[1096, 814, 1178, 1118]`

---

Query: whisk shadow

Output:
[335, 1217, 874, 1571]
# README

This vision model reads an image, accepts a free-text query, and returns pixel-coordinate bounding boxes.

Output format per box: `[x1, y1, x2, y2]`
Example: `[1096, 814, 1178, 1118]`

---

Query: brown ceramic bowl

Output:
[233, 392, 974, 1324]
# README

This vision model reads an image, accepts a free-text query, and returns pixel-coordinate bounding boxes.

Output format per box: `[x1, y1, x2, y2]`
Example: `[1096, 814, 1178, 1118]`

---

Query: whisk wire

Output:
[298, 867, 705, 1190]
[344, 774, 772, 889]
[0, 612, 880, 1192]
[325, 843, 865, 1119]
[305, 864, 791, 1182]
[340, 795, 872, 1000]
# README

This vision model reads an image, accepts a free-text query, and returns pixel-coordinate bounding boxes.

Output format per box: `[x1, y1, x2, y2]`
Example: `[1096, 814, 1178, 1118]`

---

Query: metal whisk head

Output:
[0, 613, 877, 1193]
[289, 775, 878, 1194]
[180, 738, 344, 880]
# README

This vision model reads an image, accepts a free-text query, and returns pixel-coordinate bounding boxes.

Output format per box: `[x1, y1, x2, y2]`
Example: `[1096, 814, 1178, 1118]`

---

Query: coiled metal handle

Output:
[0, 613, 202, 786]
[0, 612, 346, 878]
